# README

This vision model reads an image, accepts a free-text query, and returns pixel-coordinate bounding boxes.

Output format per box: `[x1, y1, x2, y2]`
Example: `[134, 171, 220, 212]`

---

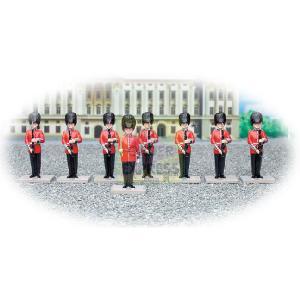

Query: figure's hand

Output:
[259, 138, 265, 143]
[256, 149, 260, 154]
[107, 138, 113, 143]
[31, 138, 37, 143]
[145, 149, 149, 154]
[104, 148, 109, 154]
[182, 150, 186, 154]
[69, 139, 76, 144]
[221, 139, 228, 144]
[184, 139, 190, 144]
[68, 149, 72, 155]
[29, 148, 33, 154]
[218, 149, 223, 155]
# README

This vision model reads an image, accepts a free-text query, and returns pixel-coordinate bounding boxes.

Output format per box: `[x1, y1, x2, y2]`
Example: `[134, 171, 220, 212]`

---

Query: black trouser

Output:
[29, 153, 41, 176]
[251, 154, 263, 177]
[179, 153, 190, 177]
[66, 153, 78, 177]
[122, 162, 136, 186]
[142, 153, 153, 176]
[104, 153, 115, 177]
[214, 154, 226, 177]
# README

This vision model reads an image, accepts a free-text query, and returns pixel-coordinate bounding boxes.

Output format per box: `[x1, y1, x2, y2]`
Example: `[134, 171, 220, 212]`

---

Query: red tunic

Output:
[24, 129, 45, 154]
[175, 129, 195, 154]
[99, 129, 120, 155]
[62, 129, 83, 154]
[210, 129, 232, 154]
[247, 129, 268, 155]
[138, 129, 158, 154]
[119, 134, 140, 162]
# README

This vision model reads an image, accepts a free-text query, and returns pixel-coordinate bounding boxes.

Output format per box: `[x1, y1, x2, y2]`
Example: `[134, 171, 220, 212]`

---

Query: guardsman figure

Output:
[210, 112, 232, 179]
[119, 114, 140, 188]
[138, 112, 158, 178]
[62, 112, 83, 178]
[175, 113, 195, 178]
[248, 112, 268, 178]
[99, 112, 120, 179]
[25, 112, 45, 178]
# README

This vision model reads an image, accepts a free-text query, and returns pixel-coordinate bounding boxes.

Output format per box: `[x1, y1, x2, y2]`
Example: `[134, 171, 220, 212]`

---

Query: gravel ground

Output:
[6, 137, 290, 225]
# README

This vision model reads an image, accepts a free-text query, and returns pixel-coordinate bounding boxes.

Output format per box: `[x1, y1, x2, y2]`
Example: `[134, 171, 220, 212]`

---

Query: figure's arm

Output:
[38, 131, 45, 143]
[224, 130, 232, 144]
[260, 131, 268, 143]
[75, 132, 83, 143]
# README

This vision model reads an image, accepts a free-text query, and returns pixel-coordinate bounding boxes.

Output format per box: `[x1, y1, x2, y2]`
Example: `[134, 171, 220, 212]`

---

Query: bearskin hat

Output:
[214, 112, 227, 125]
[28, 112, 41, 125]
[179, 112, 190, 125]
[250, 111, 263, 125]
[65, 112, 77, 125]
[122, 114, 136, 130]
[142, 112, 154, 125]
[103, 112, 115, 125]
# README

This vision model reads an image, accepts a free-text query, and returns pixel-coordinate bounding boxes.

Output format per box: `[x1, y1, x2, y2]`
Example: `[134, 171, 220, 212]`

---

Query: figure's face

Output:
[217, 123, 224, 129]
[144, 122, 150, 129]
[125, 128, 133, 134]
[253, 123, 262, 129]
[68, 123, 75, 129]
[31, 122, 38, 129]
[106, 123, 113, 129]
[181, 123, 188, 129]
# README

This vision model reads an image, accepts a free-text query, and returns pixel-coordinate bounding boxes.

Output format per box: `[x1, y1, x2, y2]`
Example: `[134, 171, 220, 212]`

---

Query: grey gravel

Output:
[6, 137, 290, 225]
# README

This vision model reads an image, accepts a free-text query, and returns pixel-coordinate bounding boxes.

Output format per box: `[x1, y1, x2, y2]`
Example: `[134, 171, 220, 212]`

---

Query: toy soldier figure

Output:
[138, 112, 158, 178]
[210, 112, 232, 179]
[119, 114, 140, 188]
[248, 112, 268, 178]
[175, 113, 195, 178]
[25, 112, 45, 178]
[62, 112, 83, 178]
[99, 112, 119, 179]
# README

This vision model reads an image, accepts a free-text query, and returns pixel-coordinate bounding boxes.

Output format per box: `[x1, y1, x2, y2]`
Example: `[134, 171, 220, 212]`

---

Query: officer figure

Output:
[248, 112, 268, 178]
[99, 113, 119, 179]
[25, 112, 45, 178]
[119, 114, 140, 188]
[210, 112, 232, 179]
[175, 113, 195, 178]
[138, 112, 158, 178]
[62, 112, 83, 178]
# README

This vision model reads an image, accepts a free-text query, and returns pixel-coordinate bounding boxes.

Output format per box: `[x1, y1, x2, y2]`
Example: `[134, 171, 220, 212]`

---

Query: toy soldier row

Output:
[25, 111, 268, 187]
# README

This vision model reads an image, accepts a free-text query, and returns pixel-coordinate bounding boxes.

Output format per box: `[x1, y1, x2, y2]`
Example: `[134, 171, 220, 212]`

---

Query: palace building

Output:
[10, 79, 240, 139]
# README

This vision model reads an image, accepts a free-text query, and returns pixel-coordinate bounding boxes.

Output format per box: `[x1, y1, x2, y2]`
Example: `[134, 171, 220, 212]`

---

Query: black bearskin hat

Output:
[103, 112, 115, 125]
[65, 112, 77, 125]
[250, 112, 263, 125]
[122, 114, 136, 130]
[142, 112, 154, 125]
[28, 112, 41, 125]
[214, 112, 227, 125]
[179, 112, 190, 125]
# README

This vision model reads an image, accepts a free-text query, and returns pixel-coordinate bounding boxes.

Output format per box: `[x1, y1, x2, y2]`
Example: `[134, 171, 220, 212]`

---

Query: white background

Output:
[0, 1, 299, 299]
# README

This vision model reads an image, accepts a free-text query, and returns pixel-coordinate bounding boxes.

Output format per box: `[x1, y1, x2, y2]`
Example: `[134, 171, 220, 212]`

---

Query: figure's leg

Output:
[214, 154, 220, 178]
[66, 154, 72, 178]
[104, 154, 109, 177]
[219, 154, 226, 178]
[74, 154, 78, 177]
[36, 153, 41, 177]
[185, 154, 190, 177]
[256, 155, 263, 178]
[129, 162, 136, 187]
[110, 154, 115, 177]
[148, 154, 153, 177]
[29, 153, 35, 177]
[251, 154, 256, 178]
[142, 153, 147, 177]
[179, 154, 184, 178]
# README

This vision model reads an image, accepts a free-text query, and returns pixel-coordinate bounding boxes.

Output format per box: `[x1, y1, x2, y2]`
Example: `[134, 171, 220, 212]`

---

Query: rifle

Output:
[220, 129, 226, 157]
[106, 128, 112, 157]
[183, 129, 190, 157]
[257, 129, 264, 156]
[29, 128, 35, 154]
[147, 129, 152, 155]
[66, 129, 73, 155]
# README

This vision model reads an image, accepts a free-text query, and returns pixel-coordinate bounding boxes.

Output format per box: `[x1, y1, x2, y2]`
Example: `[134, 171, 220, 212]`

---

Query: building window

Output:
[10, 126, 15, 133]
[87, 90, 91, 100]
[85, 121, 89, 125]
[159, 91, 164, 100]
[171, 126, 176, 134]
[171, 104, 176, 115]
[183, 104, 188, 113]
[125, 103, 130, 114]
[85, 127, 90, 135]
[106, 90, 111, 99]
[209, 107, 214, 115]
[106, 104, 111, 113]
[171, 90, 176, 100]
[228, 107, 233, 115]
[137, 90, 142, 101]
[194, 104, 200, 115]
[136, 126, 141, 134]
[44, 126, 50, 133]
[194, 89, 199, 99]
[209, 91, 215, 100]
[22, 126, 27, 133]
[159, 105, 164, 115]
[44, 104, 50, 115]
[96, 91, 101, 99]
[183, 91, 188, 100]
[228, 92, 233, 100]
[219, 106, 223, 113]
[148, 90, 153, 100]
[125, 90, 130, 101]
[137, 104, 141, 115]
[219, 91, 223, 100]
[87, 104, 91, 115]
[56, 104, 61, 115]
[56, 126, 61, 133]
[148, 104, 153, 113]
[68, 91, 72, 101]
[96, 105, 101, 115]
[33, 104, 38, 113]
[227, 127, 232, 134]
[67, 104, 72, 113]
